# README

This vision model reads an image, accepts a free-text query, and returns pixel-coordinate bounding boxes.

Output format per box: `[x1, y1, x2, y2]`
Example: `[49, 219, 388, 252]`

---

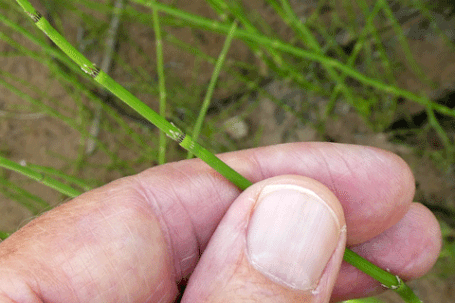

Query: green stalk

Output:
[356, 0, 396, 84]
[0, 156, 82, 198]
[377, 0, 431, 86]
[325, 0, 384, 118]
[188, 21, 238, 159]
[13, 0, 248, 189]
[152, 3, 167, 165]
[276, 0, 355, 105]
[0, 72, 118, 162]
[344, 250, 422, 303]
[426, 106, 453, 153]
[26, 163, 93, 191]
[210, 0, 319, 100]
[0, 178, 48, 215]
[136, 0, 455, 121]
[0, 13, 154, 157]
[12, 1, 423, 301]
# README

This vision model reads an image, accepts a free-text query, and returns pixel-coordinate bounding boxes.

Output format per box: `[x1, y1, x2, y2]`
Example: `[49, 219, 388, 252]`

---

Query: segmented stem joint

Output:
[381, 275, 402, 290]
[81, 64, 100, 78]
[176, 133, 186, 144]
[27, 11, 42, 23]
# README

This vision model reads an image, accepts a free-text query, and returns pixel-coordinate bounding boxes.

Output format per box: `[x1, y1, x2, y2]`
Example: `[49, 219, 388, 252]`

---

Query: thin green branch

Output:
[0, 156, 82, 198]
[10, 1, 424, 301]
[325, 0, 384, 118]
[86, 0, 125, 155]
[13, 0, 249, 189]
[277, 0, 354, 105]
[26, 163, 93, 191]
[426, 106, 453, 154]
[152, 3, 167, 164]
[1, 14, 154, 157]
[0, 177, 48, 214]
[344, 249, 422, 302]
[188, 21, 238, 159]
[378, 0, 432, 86]
[0, 71, 118, 161]
[208, 0, 314, 93]
[134, 0, 455, 120]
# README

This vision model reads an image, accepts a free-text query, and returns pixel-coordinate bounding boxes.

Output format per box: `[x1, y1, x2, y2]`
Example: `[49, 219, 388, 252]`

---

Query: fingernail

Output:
[246, 184, 341, 290]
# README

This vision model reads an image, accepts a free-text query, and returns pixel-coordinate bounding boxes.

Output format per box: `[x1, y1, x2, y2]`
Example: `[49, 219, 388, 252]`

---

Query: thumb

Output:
[182, 175, 346, 303]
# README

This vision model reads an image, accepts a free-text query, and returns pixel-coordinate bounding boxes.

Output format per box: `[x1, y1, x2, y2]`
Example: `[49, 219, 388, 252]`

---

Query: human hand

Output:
[0, 143, 441, 302]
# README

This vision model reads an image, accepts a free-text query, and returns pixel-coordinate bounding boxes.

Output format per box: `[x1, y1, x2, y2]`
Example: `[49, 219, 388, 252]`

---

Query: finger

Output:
[0, 180, 178, 303]
[0, 143, 425, 302]
[331, 202, 442, 301]
[134, 142, 415, 279]
[182, 175, 347, 303]
[219, 142, 416, 245]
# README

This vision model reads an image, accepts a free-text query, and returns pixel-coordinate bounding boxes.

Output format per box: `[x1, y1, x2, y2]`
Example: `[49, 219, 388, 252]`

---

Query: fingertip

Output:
[183, 175, 347, 302]
[367, 146, 416, 203]
[400, 202, 442, 279]
[331, 202, 442, 301]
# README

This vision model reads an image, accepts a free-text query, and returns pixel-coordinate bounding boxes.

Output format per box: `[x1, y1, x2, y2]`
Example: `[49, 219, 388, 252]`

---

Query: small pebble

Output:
[224, 116, 248, 140]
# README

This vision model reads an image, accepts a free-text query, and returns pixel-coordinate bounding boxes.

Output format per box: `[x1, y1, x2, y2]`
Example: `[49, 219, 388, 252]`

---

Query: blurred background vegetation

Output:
[1, 0, 455, 301]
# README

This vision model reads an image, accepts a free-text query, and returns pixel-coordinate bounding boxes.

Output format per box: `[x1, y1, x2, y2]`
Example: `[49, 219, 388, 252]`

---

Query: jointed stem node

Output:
[81, 65, 101, 78]
[27, 11, 42, 23]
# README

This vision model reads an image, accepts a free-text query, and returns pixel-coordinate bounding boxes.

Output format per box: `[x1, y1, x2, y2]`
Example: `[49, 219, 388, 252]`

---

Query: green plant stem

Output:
[0, 156, 82, 198]
[206, 0, 309, 90]
[26, 163, 93, 191]
[344, 249, 422, 303]
[188, 21, 238, 159]
[13, 0, 249, 189]
[0, 176, 50, 213]
[325, 0, 384, 118]
[377, 0, 431, 86]
[276, 0, 354, 105]
[12, 1, 423, 301]
[136, 0, 455, 121]
[152, 3, 167, 165]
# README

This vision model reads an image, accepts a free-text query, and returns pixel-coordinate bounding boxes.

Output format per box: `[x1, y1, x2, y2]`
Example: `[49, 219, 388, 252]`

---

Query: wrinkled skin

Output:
[0, 143, 441, 302]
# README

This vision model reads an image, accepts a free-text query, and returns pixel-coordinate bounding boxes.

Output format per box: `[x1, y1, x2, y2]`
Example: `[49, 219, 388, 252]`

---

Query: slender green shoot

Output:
[0, 177, 49, 214]
[11, 1, 424, 301]
[13, 0, 249, 189]
[152, 3, 167, 165]
[277, 0, 355, 105]
[26, 163, 93, 191]
[0, 72, 118, 161]
[325, 0, 383, 118]
[188, 21, 238, 159]
[136, 0, 455, 122]
[0, 156, 82, 198]
[344, 249, 422, 303]
[377, 0, 431, 86]
[426, 105, 453, 154]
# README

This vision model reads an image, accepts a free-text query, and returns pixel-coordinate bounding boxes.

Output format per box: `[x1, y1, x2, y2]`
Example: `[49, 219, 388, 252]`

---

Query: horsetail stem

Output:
[0, 156, 82, 198]
[13, 0, 250, 189]
[152, 2, 167, 165]
[137, 0, 455, 119]
[12, 1, 422, 301]
[343, 249, 422, 303]
[188, 20, 238, 159]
